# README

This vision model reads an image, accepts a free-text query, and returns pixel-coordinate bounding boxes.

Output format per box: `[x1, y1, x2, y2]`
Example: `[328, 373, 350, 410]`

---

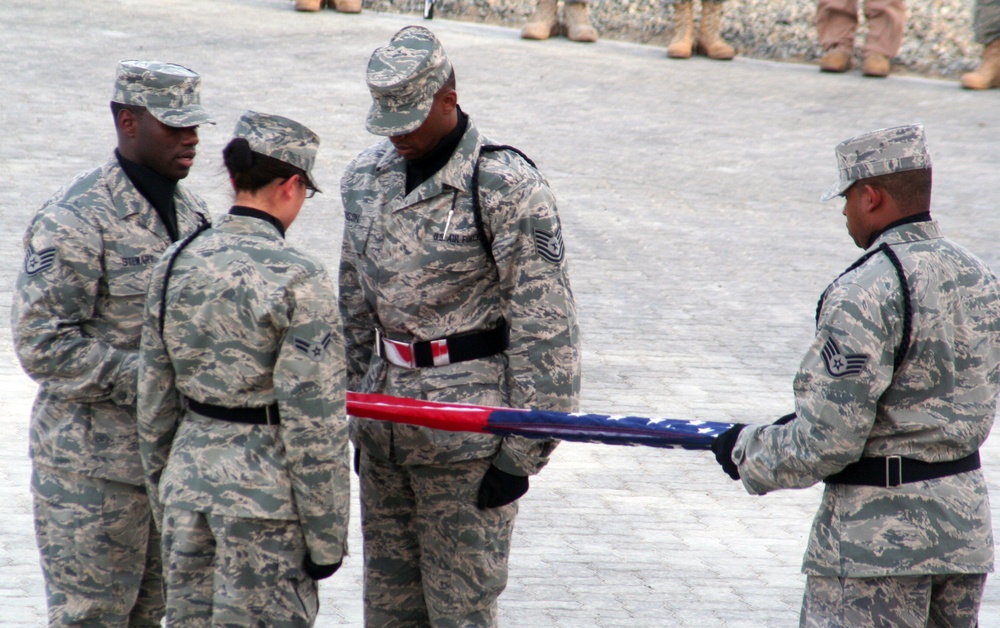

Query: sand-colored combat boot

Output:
[521, 0, 560, 40]
[295, 0, 323, 11]
[820, 48, 852, 72]
[695, 1, 735, 60]
[563, 1, 599, 43]
[961, 38, 1000, 89]
[667, 0, 695, 58]
[332, 0, 362, 12]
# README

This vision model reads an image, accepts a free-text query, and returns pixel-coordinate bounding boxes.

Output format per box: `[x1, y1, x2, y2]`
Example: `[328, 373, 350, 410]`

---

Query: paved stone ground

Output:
[1, 0, 999, 626]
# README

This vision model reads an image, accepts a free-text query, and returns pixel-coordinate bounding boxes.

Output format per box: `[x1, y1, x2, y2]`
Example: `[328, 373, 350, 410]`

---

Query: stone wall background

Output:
[364, 0, 982, 78]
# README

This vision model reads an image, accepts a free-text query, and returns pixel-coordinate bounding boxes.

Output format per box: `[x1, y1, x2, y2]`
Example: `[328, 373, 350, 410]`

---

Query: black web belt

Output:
[186, 397, 281, 425]
[824, 451, 980, 488]
[376, 319, 509, 369]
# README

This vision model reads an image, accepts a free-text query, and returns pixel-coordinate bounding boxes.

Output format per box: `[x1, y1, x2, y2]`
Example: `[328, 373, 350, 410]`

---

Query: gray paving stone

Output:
[1, 1, 999, 627]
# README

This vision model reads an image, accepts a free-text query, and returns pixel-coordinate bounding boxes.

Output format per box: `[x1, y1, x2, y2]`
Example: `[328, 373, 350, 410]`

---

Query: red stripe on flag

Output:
[346, 392, 501, 433]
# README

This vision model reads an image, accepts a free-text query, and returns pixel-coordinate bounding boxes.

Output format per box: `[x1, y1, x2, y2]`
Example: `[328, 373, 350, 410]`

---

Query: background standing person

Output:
[961, 0, 1000, 89]
[665, 0, 736, 60]
[340, 25, 581, 627]
[815, 0, 905, 76]
[294, 0, 362, 13]
[521, 0, 599, 42]
[138, 111, 350, 626]
[712, 124, 1000, 627]
[10, 60, 213, 627]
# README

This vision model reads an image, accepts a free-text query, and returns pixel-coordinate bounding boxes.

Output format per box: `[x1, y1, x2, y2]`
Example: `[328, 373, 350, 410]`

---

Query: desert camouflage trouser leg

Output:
[801, 573, 988, 627]
[976, 0, 1000, 44]
[359, 451, 517, 627]
[31, 465, 163, 627]
[162, 507, 319, 627]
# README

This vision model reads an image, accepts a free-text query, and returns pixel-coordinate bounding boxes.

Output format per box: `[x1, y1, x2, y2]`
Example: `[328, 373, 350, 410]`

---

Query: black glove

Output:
[353, 447, 361, 475]
[711, 423, 747, 481]
[303, 553, 342, 581]
[476, 465, 529, 509]
[772, 412, 796, 426]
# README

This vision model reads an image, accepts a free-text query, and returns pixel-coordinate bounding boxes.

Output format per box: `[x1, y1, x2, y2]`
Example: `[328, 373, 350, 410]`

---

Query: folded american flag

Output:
[346, 392, 732, 450]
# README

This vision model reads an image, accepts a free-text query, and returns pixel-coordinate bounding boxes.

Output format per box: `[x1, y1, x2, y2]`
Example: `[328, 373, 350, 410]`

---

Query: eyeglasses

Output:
[286, 176, 319, 199]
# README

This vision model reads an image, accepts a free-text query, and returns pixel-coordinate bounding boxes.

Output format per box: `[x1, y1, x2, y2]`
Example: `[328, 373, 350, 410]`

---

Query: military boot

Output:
[961, 38, 1000, 90]
[332, 0, 362, 11]
[521, 0, 559, 40]
[563, 1, 599, 43]
[695, 1, 735, 60]
[667, 1, 695, 58]
[295, 0, 323, 11]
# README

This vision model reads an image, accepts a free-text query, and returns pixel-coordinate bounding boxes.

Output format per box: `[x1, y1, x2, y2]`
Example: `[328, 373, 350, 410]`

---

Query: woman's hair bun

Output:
[223, 137, 255, 172]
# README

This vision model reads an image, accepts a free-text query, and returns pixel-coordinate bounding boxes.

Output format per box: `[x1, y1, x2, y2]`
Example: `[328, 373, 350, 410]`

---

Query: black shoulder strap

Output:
[815, 242, 913, 370]
[158, 219, 210, 340]
[471, 144, 538, 267]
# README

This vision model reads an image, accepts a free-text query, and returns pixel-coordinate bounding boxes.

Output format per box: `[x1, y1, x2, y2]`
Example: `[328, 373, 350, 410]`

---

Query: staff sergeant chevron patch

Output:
[821, 336, 869, 378]
[24, 245, 56, 276]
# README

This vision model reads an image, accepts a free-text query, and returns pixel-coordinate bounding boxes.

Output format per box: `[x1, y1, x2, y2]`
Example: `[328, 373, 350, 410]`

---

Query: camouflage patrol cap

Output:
[365, 26, 453, 136]
[232, 110, 320, 183]
[111, 60, 214, 128]
[821, 124, 932, 201]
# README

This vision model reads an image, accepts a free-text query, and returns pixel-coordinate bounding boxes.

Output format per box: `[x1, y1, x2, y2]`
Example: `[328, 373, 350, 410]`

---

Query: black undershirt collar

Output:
[867, 211, 932, 248]
[405, 106, 469, 194]
[115, 149, 180, 242]
[229, 205, 286, 238]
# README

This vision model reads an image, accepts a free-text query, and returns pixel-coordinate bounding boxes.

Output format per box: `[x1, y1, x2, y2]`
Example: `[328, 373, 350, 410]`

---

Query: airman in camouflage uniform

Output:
[340, 26, 581, 627]
[138, 111, 350, 626]
[961, 0, 1000, 89]
[712, 124, 1000, 627]
[11, 60, 213, 626]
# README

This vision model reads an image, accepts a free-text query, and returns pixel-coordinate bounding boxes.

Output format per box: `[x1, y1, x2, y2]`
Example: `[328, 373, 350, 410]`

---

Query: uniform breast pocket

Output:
[99, 252, 158, 341]
[421, 232, 492, 274]
[346, 213, 382, 258]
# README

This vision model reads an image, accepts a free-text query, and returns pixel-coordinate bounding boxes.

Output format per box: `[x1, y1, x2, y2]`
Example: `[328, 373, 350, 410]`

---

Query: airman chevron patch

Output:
[293, 332, 333, 362]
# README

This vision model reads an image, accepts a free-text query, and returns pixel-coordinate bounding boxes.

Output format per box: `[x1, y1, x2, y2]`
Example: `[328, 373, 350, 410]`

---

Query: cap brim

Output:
[149, 105, 216, 128]
[365, 100, 428, 137]
[820, 178, 854, 202]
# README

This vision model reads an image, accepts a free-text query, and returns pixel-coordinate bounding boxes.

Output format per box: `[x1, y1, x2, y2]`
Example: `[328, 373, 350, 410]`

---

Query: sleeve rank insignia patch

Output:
[294, 332, 333, 362]
[821, 336, 869, 378]
[534, 226, 565, 264]
[24, 245, 57, 276]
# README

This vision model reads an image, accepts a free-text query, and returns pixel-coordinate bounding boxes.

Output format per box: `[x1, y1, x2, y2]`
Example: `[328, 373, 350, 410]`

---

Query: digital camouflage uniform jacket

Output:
[138, 214, 350, 565]
[339, 118, 581, 475]
[12, 156, 210, 485]
[734, 220, 1000, 577]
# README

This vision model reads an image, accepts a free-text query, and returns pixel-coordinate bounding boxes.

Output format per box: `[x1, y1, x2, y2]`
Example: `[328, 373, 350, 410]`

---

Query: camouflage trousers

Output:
[161, 507, 319, 626]
[358, 451, 517, 627]
[31, 465, 163, 627]
[800, 573, 988, 627]
[976, 0, 1000, 45]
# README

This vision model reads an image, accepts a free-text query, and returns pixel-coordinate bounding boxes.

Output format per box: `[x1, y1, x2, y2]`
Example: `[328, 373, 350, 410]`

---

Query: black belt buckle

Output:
[886, 455, 902, 488]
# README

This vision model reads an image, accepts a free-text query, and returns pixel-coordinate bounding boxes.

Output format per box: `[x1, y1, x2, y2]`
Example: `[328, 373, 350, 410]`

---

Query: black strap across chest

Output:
[470, 144, 537, 267]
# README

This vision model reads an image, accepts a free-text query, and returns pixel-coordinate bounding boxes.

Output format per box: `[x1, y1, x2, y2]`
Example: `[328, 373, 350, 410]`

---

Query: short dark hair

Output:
[861, 168, 932, 215]
[222, 137, 319, 194]
[110, 101, 146, 121]
[437, 68, 456, 96]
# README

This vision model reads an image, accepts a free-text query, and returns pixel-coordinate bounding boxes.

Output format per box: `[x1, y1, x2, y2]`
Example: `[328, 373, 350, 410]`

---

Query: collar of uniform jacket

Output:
[104, 155, 209, 237]
[867, 217, 941, 251]
[376, 116, 484, 208]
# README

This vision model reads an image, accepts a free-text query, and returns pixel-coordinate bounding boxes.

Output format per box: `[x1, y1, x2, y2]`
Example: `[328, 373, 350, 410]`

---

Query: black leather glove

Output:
[353, 447, 361, 475]
[772, 412, 796, 426]
[477, 465, 529, 509]
[303, 553, 342, 581]
[711, 423, 747, 481]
